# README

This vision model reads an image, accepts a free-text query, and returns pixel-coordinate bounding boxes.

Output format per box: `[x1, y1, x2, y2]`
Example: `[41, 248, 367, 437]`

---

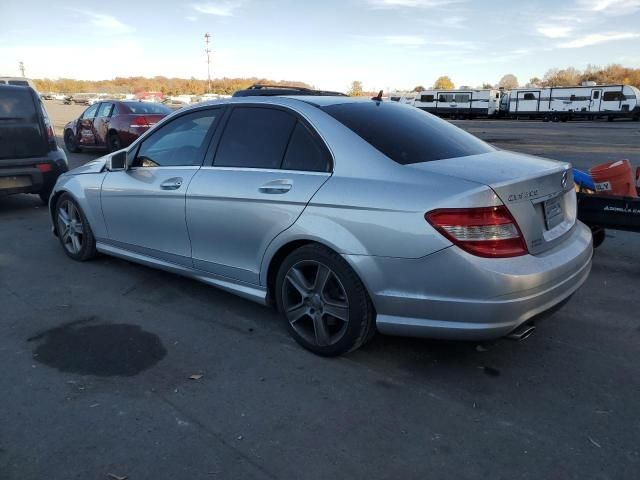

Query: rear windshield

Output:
[0, 88, 37, 119]
[322, 101, 493, 164]
[123, 102, 172, 115]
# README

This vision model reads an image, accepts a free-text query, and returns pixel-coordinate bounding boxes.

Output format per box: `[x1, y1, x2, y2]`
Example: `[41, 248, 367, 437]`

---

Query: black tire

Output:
[275, 244, 375, 356]
[54, 193, 97, 261]
[552, 114, 560, 122]
[607, 116, 614, 122]
[591, 226, 606, 249]
[38, 184, 54, 205]
[108, 131, 122, 153]
[542, 114, 550, 122]
[64, 130, 80, 153]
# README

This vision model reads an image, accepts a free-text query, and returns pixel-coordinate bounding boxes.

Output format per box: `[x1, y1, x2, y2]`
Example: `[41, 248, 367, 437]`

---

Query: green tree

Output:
[347, 80, 364, 96]
[433, 76, 454, 90]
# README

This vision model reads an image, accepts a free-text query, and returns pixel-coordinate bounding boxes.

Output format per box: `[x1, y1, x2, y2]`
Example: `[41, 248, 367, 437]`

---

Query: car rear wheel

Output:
[108, 131, 122, 153]
[55, 193, 97, 261]
[275, 244, 375, 356]
[64, 130, 80, 153]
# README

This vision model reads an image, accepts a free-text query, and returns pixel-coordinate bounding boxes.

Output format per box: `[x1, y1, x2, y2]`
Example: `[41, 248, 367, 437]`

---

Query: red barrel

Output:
[590, 159, 638, 198]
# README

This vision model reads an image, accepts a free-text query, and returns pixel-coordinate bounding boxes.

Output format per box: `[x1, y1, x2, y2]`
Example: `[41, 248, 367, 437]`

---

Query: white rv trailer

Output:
[500, 84, 640, 121]
[410, 89, 502, 118]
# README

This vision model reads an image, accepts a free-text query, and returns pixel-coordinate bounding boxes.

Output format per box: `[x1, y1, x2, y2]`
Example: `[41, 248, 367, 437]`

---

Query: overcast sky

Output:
[1, 0, 639, 91]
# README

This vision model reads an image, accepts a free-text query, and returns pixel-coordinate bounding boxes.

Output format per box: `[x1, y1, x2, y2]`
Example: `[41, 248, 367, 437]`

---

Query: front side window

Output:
[214, 107, 296, 169]
[322, 101, 494, 165]
[81, 103, 99, 119]
[281, 122, 331, 172]
[132, 109, 218, 167]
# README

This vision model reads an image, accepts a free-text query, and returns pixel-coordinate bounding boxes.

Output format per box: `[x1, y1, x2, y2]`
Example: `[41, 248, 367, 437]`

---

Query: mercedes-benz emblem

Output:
[561, 170, 568, 189]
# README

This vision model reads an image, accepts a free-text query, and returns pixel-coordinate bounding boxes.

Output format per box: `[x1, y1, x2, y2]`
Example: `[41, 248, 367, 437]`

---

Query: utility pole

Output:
[204, 33, 212, 93]
[19, 61, 25, 78]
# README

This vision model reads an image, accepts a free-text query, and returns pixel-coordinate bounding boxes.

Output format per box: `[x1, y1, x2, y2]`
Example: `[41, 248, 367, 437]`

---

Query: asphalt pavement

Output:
[1, 102, 639, 480]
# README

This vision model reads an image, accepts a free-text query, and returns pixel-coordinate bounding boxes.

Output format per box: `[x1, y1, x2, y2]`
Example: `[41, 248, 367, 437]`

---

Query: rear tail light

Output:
[40, 101, 57, 148]
[425, 206, 528, 258]
[130, 116, 150, 128]
[37, 163, 53, 173]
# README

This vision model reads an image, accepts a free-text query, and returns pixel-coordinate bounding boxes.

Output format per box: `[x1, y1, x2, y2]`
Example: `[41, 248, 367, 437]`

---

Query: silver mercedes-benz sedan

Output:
[49, 94, 593, 355]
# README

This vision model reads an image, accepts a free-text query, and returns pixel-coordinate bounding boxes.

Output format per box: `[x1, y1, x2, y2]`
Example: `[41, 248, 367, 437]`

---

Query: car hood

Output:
[66, 156, 107, 175]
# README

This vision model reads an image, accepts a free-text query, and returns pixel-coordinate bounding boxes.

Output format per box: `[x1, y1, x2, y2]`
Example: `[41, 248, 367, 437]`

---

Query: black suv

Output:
[0, 85, 68, 203]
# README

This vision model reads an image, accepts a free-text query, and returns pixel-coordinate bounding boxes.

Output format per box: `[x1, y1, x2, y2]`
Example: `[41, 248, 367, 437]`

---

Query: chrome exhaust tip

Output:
[506, 323, 536, 341]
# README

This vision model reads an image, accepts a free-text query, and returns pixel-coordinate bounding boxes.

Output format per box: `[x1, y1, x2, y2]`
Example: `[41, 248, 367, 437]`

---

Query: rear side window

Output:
[282, 122, 331, 172]
[0, 88, 37, 119]
[8, 80, 29, 86]
[97, 102, 114, 117]
[133, 109, 218, 167]
[322, 101, 494, 165]
[214, 107, 296, 169]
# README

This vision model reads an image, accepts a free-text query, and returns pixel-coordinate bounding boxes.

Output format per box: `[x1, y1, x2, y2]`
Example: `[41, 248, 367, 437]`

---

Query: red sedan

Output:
[63, 100, 172, 153]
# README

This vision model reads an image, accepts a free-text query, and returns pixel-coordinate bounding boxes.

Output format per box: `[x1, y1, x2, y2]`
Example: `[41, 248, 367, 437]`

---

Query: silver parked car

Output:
[49, 94, 593, 355]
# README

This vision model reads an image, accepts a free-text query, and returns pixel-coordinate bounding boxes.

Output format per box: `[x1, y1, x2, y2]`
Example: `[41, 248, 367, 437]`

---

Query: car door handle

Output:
[160, 177, 183, 190]
[259, 180, 292, 194]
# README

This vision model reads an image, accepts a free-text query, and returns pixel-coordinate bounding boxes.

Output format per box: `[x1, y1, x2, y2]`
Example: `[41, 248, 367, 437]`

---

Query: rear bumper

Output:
[0, 149, 68, 196]
[344, 222, 593, 341]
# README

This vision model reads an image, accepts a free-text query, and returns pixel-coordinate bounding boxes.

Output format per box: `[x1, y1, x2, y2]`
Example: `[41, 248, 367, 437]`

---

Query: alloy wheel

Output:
[282, 260, 350, 347]
[57, 200, 84, 255]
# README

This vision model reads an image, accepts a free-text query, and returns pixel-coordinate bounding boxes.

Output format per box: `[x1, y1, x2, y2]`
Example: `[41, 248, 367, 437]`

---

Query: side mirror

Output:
[107, 151, 127, 171]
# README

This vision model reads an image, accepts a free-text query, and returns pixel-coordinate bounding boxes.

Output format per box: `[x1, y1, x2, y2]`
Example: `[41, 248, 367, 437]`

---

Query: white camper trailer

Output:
[500, 84, 640, 121]
[412, 89, 502, 118]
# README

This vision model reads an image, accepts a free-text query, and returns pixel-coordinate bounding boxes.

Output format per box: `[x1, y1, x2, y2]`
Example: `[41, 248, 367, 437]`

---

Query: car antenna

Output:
[371, 90, 383, 101]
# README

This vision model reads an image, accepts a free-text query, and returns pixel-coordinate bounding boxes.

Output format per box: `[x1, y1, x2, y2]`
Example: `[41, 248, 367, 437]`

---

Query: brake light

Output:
[130, 116, 150, 128]
[425, 206, 528, 258]
[37, 163, 52, 173]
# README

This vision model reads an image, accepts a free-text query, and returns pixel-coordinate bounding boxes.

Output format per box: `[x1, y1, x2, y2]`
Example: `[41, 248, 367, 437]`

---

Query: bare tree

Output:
[498, 74, 519, 89]
[347, 80, 364, 96]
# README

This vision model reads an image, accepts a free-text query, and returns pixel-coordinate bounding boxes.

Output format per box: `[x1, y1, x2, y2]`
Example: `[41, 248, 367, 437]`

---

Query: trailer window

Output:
[454, 94, 470, 103]
[603, 91, 624, 101]
[420, 94, 434, 102]
[593, 91, 600, 99]
[439, 94, 454, 102]
[522, 93, 536, 101]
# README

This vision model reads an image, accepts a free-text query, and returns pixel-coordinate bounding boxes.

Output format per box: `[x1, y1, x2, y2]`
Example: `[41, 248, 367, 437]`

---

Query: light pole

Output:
[19, 61, 25, 78]
[204, 33, 212, 93]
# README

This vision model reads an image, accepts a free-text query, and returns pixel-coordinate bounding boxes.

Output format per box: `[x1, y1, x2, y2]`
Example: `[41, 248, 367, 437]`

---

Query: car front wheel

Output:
[55, 193, 97, 261]
[275, 244, 375, 356]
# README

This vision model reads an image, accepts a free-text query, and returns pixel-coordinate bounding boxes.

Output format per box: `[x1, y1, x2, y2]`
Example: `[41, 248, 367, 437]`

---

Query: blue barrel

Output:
[573, 168, 595, 191]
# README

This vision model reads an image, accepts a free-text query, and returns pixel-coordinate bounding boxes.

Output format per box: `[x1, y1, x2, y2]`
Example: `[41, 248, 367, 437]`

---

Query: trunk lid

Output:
[411, 150, 576, 255]
[0, 88, 48, 160]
